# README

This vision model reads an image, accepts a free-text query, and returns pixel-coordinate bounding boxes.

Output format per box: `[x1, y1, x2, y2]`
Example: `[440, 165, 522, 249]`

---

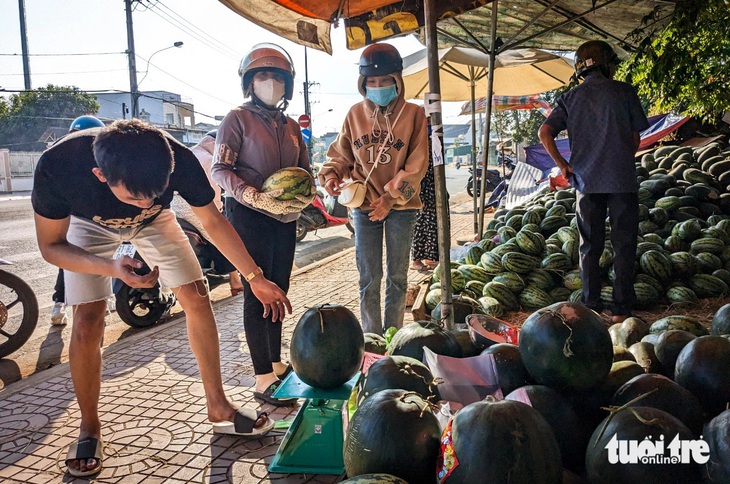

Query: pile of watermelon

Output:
[342, 301, 730, 483]
[425, 141, 730, 319]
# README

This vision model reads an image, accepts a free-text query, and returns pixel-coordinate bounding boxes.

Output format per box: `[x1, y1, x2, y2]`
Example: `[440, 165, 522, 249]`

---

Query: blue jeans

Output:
[352, 208, 418, 335]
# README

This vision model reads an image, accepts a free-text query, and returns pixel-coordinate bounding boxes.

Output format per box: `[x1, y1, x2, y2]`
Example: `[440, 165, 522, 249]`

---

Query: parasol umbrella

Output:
[402, 46, 574, 100]
[401, 46, 572, 232]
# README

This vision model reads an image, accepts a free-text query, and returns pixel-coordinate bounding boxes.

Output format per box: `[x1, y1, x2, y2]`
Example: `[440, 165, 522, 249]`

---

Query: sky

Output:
[0, 0, 467, 136]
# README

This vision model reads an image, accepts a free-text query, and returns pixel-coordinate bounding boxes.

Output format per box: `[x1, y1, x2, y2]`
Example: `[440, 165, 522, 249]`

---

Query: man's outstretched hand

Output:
[114, 255, 159, 288]
[249, 277, 292, 322]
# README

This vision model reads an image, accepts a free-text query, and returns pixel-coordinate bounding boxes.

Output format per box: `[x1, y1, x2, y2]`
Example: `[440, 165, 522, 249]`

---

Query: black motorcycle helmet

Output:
[574, 40, 620, 79]
[358, 43, 403, 77]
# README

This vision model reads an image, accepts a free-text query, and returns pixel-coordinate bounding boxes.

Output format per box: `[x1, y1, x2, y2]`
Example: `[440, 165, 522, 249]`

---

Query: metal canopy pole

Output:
[477, 0, 499, 239]
[470, 73, 478, 236]
[425, 0, 453, 330]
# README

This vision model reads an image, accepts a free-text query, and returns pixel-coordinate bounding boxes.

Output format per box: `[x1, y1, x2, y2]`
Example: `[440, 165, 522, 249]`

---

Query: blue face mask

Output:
[366, 84, 398, 107]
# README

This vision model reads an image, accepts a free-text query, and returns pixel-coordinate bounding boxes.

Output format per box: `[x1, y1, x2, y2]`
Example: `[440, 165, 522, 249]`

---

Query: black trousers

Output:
[225, 200, 296, 375]
[576, 192, 638, 316]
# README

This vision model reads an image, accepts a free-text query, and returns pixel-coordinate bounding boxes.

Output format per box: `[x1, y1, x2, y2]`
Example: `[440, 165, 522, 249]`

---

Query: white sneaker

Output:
[51, 302, 68, 326]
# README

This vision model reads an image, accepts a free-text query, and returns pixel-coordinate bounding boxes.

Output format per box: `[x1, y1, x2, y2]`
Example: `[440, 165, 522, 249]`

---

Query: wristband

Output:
[244, 266, 263, 282]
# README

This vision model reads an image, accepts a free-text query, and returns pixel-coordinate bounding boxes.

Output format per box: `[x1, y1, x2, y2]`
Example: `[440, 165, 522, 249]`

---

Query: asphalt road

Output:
[0, 166, 470, 388]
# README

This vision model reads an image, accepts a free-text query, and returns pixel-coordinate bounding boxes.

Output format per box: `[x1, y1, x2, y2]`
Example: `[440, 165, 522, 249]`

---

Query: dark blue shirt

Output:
[544, 72, 649, 193]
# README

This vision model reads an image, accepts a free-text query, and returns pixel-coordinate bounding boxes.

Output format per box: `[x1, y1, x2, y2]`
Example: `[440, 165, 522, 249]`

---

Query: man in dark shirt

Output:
[32, 120, 292, 477]
[539, 40, 649, 323]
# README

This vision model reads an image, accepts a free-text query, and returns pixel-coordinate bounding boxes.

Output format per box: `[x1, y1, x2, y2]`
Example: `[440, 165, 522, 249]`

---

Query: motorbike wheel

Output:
[115, 283, 171, 328]
[295, 221, 308, 242]
[466, 177, 480, 198]
[0, 270, 39, 359]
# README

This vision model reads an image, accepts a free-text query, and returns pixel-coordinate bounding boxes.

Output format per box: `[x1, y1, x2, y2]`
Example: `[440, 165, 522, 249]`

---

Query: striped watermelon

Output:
[563, 269, 582, 291]
[491, 242, 520, 257]
[541, 253, 573, 272]
[502, 252, 540, 274]
[466, 280, 486, 296]
[634, 273, 664, 295]
[634, 282, 660, 308]
[450, 269, 466, 293]
[545, 244, 564, 256]
[483, 281, 519, 311]
[525, 269, 556, 291]
[425, 289, 441, 311]
[498, 226, 518, 244]
[562, 239, 579, 266]
[515, 230, 545, 256]
[540, 215, 568, 235]
[261, 167, 314, 200]
[568, 289, 582, 303]
[690, 237, 725, 255]
[476, 238, 496, 252]
[665, 285, 699, 306]
[549, 286, 572, 302]
[669, 251, 696, 278]
[519, 285, 553, 310]
[522, 210, 542, 226]
[478, 296, 504, 318]
[492, 272, 526, 293]
[556, 226, 578, 244]
[689, 274, 729, 298]
[463, 246, 485, 266]
[479, 252, 504, 275]
[457, 264, 491, 284]
[639, 250, 673, 286]
[695, 252, 723, 273]
[664, 235, 686, 252]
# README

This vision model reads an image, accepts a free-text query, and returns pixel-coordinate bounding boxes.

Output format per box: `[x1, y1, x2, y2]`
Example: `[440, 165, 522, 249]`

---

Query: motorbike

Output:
[113, 219, 231, 328]
[296, 190, 354, 242]
[466, 156, 516, 198]
[0, 258, 39, 358]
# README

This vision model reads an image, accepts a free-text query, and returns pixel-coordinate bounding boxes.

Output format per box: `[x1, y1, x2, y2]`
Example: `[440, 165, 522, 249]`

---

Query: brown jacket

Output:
[318, 71, 428, 211]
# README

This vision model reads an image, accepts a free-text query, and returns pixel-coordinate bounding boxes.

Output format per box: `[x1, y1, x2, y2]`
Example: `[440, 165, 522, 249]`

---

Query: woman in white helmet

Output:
[211, 43, 314, 406]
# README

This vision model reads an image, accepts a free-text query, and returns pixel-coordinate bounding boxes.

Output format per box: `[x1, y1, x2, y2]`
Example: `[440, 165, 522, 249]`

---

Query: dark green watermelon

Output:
[451, 329, 480, 357]
[389, 321, 462, 360]
[357, 355, 439, 405]
[712, 303, 730, 335]
[431, 295, 484, 325]
[703, 409, 730, 483]
[654, 330, 697, 377]
[437, 399, 562, 483]
[519, 302, 613, 390]
[611, 373, 706, 436]
[505, 385, 583, 472]
[674, 335, 730, 417]
[290, 304, 364, 389]
[586, 407, 700, 484]
[481, 343, 533, 396]
[363, 332, 388, 355]
[344, 389, 441, 484]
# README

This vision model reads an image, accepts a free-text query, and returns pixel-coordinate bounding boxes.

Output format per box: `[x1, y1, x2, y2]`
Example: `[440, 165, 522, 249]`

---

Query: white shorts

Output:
[64, 209, 204, 306]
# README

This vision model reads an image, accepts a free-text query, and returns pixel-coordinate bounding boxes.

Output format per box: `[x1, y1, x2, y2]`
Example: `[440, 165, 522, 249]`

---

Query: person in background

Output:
[538, 40, 649, 324]
[211, 43, 314, 406]
[411, 120, 440, 271]
[51, 115, 106, 326]
[33, 119, 291, 477]
[319, 43, 428, 335]
[171, 130, 244, 296]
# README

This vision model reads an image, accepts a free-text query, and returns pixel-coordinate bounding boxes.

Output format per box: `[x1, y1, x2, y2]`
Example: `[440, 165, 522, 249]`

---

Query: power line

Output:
[3, 68, 129, 76]
[140, 1, 239, 60]
[152, 0, 240, 58]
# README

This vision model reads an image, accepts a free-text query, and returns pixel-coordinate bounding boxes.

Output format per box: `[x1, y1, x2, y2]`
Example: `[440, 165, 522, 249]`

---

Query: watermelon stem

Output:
[593, 388, 659, 449]
[550, 310, 575, 357]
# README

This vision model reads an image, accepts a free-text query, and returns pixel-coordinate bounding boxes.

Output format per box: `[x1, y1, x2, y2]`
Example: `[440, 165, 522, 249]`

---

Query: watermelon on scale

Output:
[261, 166, 313, 200]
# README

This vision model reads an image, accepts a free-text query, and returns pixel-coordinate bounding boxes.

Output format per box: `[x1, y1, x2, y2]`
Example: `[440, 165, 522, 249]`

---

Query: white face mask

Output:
[253, 78, 286, 107]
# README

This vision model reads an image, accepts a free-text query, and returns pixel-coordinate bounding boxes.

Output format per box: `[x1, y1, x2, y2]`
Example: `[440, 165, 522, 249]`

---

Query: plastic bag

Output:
[423, 347, 503, 406]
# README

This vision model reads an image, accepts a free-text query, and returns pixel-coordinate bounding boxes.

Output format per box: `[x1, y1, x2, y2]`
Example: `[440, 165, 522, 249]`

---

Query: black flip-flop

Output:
[275, 363, 293, 380]
[212, 408, 274, 436]
[65, 437, 103, 477]
[254, 380, 297, 407]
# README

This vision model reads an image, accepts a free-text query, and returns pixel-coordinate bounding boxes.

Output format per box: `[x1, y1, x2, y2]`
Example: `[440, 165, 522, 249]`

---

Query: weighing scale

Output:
[268, 371, 360, 475]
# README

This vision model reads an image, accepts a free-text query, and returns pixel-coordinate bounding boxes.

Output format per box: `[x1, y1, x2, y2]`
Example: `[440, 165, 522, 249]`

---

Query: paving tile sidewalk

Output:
[0, 198, 480, 483]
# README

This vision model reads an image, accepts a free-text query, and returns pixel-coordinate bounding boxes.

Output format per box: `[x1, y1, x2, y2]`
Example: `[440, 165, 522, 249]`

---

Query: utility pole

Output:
[125, 0, 139, 118]
[18, 0, 31, 90]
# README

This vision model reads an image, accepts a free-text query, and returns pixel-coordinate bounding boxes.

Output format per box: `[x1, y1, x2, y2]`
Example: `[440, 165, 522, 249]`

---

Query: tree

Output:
[0, 84, 100, 151]
[620, 0, 730, 123]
